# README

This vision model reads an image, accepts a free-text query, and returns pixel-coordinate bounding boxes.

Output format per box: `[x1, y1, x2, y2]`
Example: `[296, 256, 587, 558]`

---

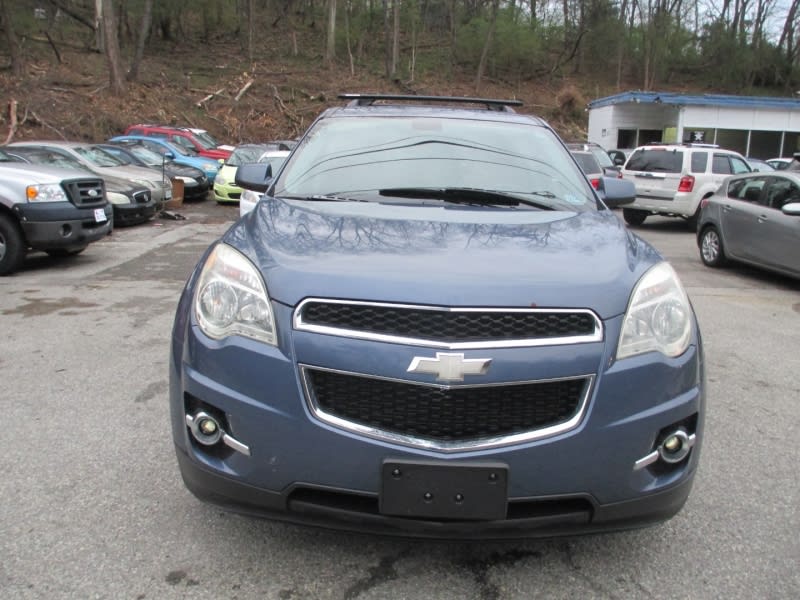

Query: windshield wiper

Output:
[279, 194, 356, 202]
[378, 187, 555, 210]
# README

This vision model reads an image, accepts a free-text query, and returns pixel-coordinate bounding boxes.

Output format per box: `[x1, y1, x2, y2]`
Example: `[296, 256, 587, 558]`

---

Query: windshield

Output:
[193, 130, 219, 148]
[15, 149, 86, 170]
[75, 146, 127, 167]
[228, 145, 271, 166]
[273, 116, 596, 211]
[0, 149, 14, 162]
[125, 145, 163, 166]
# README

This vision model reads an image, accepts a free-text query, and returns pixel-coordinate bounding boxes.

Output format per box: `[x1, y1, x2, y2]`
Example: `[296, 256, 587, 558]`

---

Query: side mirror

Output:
[163, 151, 175, 160]
[235, 162, 273, 192]
[782, 202, 800, 216]
[597, 177, 636, 207]
[218, 158, 225, 165]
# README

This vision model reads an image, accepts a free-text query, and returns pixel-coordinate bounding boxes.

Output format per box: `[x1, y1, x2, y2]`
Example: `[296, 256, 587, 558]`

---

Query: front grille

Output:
[304, 367, 589, 448]
[133, 190, 151, 204]
[296, 300, 599, 346]
[63, 178, 105, 207]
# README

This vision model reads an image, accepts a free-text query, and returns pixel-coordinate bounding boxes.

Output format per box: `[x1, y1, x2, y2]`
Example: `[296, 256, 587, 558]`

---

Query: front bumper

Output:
[213, 182, 242, 203]
[175, 446, 695, 540]
[113, 201, 157, 226]
[15, 202, 112, 249]
[170, 302, 704, 539]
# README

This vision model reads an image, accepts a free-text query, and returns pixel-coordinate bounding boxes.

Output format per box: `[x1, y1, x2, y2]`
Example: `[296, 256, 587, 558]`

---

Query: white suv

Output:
[620, 143, 751, 228]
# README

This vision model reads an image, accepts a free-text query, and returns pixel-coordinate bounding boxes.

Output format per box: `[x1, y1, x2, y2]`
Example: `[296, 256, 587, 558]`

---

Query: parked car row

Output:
[587, 140, 799, 280]
[0, 123, 302, 275]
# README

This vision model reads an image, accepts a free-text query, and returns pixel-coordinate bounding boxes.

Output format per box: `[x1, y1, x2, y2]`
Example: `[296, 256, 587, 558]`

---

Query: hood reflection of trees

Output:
[241, 199, 625, 259]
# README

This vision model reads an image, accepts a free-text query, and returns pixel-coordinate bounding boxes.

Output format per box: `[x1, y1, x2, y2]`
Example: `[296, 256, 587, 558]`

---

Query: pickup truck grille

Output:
[295, 300, 601, 348]
[303, 367, 591, 450]
[63, 178, 106, 207]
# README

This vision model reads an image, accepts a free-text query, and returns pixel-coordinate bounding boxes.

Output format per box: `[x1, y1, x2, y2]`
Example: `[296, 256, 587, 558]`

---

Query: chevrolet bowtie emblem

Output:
[407, 352, 492, 382]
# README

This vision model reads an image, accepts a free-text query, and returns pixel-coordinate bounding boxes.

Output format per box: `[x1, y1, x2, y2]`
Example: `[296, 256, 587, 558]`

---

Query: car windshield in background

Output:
[273, 117, 596, 211]
[571, 151, 601, 175]
[193, 130, 219, 148]
[75, 146, 127, 167]
[13, 148, 86, 170]
[126, 145, 165, 166]
[0, 149, 14, 162]
[228, 146, 271, 166]
[627, 149, 684, 173]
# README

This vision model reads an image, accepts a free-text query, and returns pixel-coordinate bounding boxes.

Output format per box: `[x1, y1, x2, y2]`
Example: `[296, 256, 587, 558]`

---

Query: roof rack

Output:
[338, 93, 522, 112]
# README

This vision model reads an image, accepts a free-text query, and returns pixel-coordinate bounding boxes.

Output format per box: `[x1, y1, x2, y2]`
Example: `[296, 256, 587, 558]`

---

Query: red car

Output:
[123, 124, 233, 159]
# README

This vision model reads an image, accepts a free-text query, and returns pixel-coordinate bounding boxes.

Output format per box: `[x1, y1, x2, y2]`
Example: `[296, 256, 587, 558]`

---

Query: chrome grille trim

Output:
[294, 298, 603, 350]
[300, 364, 594, 453]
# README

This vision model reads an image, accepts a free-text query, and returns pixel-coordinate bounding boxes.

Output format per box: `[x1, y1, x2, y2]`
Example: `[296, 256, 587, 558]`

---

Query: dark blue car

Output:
[169, 94, 704, 539]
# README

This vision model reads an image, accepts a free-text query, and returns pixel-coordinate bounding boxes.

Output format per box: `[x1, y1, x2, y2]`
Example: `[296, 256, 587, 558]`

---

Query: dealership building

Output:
[587, 91, 800, 158]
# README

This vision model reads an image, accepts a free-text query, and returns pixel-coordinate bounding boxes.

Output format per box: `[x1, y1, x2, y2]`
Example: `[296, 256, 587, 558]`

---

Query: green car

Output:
[213, 143, 293, 204]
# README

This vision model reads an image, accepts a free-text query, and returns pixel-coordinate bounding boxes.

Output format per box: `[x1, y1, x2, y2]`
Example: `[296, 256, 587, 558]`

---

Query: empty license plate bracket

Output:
[380, 459, 508, 521]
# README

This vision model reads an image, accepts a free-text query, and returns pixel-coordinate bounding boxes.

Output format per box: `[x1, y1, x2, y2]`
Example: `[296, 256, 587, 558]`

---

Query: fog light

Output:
[198, 417, 218, 436]
[186, 411, 222, 446]
[658, 429, 693, 464]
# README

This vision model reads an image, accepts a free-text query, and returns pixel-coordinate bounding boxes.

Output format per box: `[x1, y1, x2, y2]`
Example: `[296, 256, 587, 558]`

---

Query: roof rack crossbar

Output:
[338, 93, 522, 112]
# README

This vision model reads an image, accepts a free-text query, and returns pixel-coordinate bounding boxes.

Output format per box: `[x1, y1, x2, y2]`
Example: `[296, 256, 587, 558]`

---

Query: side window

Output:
[727, 177, 765, 203]
[764, 178, 800, 210]
[730, 157, 751, 174]
[712, 154, 732, 174]
[690, 152, 708, 173]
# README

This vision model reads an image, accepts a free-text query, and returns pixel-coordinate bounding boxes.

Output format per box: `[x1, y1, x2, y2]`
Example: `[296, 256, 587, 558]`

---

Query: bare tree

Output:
[101, 0, 126, 94]
[475, 0, 499, 90]
[127, 0, 153, 81]
[0, 0, 23, 76]
[391, 0, 400, 77]
[326, 0, 337, 64]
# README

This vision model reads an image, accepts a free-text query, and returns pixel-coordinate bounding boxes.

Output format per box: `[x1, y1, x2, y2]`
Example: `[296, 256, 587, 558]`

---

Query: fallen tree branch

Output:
[180, 112, 198, 128]
[234, 80, 254, 102]
[28, 109, 68, 139]
[3, 100, 19, 145]
[43, 30, 63, 63]
[196, 88, 226, 107]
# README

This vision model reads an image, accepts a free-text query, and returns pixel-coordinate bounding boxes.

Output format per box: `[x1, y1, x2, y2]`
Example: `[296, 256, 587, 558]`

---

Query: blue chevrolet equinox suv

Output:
[169, 94, 704, 539]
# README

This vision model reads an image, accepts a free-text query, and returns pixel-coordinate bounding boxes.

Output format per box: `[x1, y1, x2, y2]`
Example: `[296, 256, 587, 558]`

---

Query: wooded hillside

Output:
[2, 0, 799, 145]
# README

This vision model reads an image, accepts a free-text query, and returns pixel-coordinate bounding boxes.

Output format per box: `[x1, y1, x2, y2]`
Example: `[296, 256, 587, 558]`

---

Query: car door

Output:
[755, 176, 800, 276]
[718, 176, 768, 261]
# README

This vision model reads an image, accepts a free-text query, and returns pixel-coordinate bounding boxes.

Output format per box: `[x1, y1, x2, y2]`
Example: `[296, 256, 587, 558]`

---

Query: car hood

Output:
[0, 162, 98, 184]
[96, 164, 164, 185]
[223, 198, 663, 319]
[166, 162, 205, 178]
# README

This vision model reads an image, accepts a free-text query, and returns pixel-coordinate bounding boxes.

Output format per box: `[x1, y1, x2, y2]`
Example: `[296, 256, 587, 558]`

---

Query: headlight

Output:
[194, 243, 276, 345]
[106, 191, 132, 205]
[26, 183, 69, 202]
[176, 176, 195, 183]
[214, 173, 227, 185]
[617, 262, 692, 360]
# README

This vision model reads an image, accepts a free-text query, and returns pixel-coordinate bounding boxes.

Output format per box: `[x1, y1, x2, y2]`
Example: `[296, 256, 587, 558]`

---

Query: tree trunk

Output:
[0, 0, 23, 76]
[474, 0, 499, 91]
[95, 0, 104, 51]
[247, 0, 255, 62]
[102, 0, 126, 95]
[127, 0, 152, 81]
[383, 0, 391, 77]
[326, 0, 337, 64]
[391, 0, 400, 77]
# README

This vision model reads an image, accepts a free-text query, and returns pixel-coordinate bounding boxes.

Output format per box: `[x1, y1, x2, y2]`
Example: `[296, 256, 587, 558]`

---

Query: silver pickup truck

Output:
[0, 150, 112, 275]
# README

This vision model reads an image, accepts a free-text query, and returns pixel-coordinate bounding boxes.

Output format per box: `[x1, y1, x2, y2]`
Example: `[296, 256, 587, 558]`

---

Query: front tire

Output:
[623, 208, 647, 226]
[700, 226, 727, 267]
[0, 214, 26, 276]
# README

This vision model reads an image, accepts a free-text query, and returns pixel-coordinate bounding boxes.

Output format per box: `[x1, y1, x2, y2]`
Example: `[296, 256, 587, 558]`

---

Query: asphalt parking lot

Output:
[1, 202, 798, 599]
